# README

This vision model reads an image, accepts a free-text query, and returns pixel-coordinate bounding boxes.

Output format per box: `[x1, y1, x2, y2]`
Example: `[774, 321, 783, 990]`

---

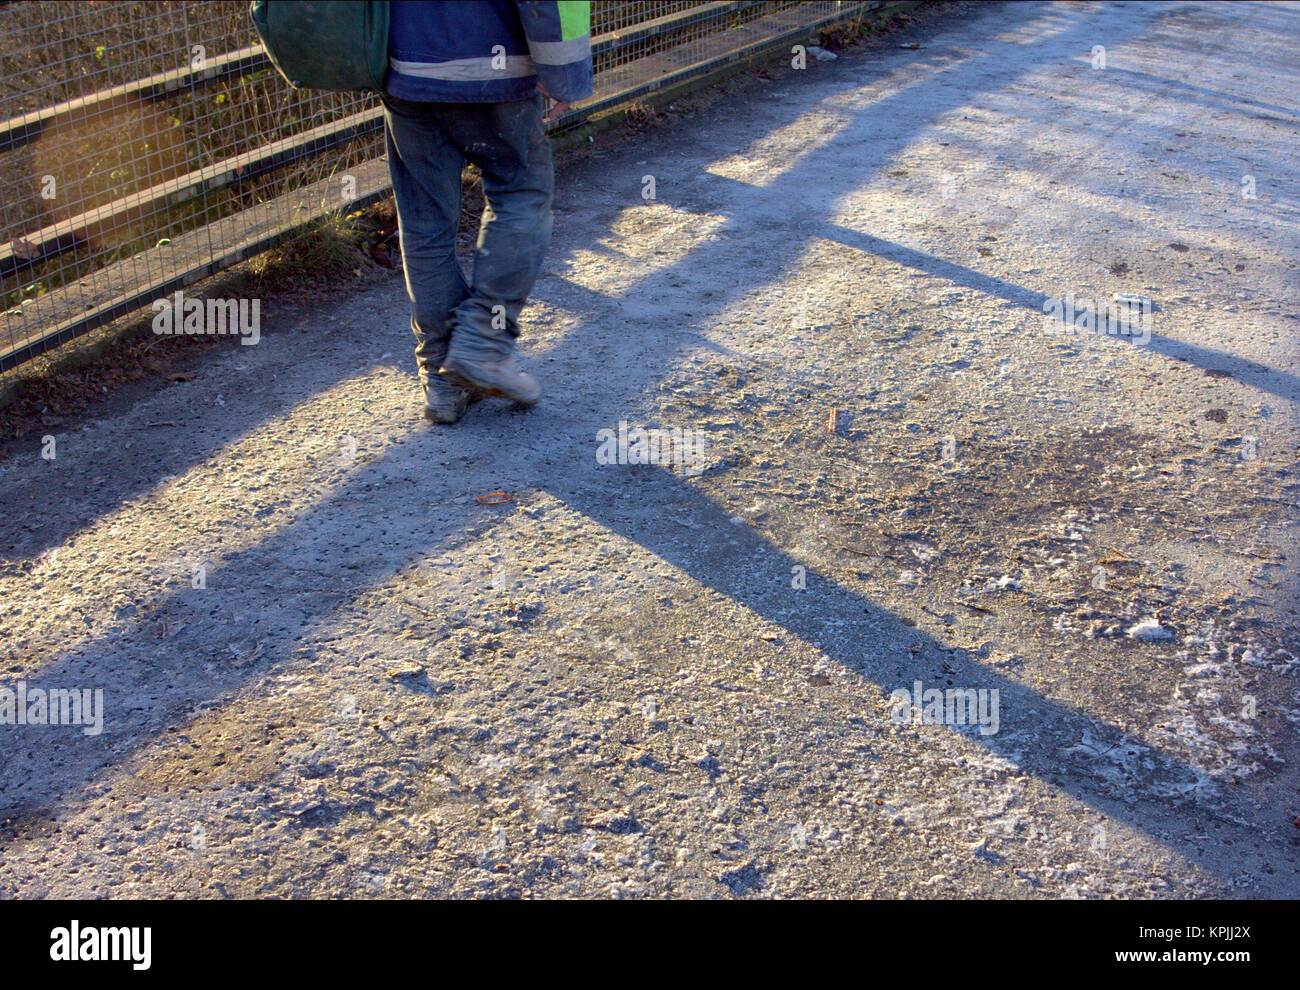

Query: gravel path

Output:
[1, 0, 1297, 898]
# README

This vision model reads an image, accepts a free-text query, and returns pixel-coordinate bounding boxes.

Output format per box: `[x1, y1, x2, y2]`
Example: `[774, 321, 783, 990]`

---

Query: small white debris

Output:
[790, 823, 809, 851]
[984, 575, 1020, 591]
[1127, 617, 1174, 641]
[806, 45, 837, 61]
[1112, 293, 1154, 308]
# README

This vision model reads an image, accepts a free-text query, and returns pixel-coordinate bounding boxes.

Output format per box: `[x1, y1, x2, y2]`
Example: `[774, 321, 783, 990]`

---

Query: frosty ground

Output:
[1, 0, 1298, 898]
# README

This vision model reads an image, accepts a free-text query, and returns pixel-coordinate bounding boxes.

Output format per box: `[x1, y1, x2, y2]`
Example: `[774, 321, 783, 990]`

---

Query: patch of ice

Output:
[1127, 618, 1173, 641]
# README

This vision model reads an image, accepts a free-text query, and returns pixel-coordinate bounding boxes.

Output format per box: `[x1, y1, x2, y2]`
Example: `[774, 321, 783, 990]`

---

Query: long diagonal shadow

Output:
[3, 432, 1280, 885]
[811, 219, 1300, 403]
[560, 466, 1277, 858]
[1097, 63, 1299, 124]
[657, 159, 1300, 406]
[4, 1, 1287, 889]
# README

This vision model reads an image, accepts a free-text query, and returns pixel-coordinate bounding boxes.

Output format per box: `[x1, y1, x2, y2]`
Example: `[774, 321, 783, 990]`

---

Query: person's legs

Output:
[382, 95, 473, 411]
[436, 95, 554, 402]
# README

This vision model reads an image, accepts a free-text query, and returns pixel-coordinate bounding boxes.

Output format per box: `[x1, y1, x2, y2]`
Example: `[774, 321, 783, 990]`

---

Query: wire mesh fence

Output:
[0, 0, 888, 372]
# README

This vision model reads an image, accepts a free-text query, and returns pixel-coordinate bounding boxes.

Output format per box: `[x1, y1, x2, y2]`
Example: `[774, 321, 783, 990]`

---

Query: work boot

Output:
[438, 351, 542, 406]
[423, 376, 480, 424]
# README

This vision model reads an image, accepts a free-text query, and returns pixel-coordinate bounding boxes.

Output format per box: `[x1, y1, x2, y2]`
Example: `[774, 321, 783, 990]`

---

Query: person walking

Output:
[382, 0, 593, 423]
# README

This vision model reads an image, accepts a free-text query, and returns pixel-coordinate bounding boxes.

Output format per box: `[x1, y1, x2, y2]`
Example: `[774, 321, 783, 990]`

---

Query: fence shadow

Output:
[3, 1, 1294, 893]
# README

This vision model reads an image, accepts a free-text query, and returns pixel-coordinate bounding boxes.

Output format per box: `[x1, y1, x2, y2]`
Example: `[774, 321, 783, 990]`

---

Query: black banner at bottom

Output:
[0, 898, 1277, 977]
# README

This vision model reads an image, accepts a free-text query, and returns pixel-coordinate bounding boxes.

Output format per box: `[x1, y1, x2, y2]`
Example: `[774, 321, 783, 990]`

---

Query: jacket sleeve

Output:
[516, 1, 594, 103]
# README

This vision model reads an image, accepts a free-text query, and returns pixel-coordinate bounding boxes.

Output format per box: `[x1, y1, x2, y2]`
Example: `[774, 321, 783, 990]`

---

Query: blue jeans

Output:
[382, 93, 554, 378]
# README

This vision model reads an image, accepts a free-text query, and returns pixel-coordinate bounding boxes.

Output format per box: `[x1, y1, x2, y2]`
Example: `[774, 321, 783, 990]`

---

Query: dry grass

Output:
[819, 4, 911, 52]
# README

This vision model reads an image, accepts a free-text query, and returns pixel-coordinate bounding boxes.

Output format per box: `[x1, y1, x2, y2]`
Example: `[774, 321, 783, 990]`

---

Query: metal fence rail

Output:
[0, 1, 887, 372]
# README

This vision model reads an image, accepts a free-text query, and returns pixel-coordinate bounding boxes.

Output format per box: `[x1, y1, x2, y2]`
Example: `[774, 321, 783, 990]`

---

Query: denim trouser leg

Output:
[449, 96, 554, 363]
[383, 100, 469, 382]
[383, 94, 554, 370]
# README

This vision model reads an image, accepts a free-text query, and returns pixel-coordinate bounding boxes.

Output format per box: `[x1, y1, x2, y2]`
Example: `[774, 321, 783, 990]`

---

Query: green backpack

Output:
[250, 1, 390, 93]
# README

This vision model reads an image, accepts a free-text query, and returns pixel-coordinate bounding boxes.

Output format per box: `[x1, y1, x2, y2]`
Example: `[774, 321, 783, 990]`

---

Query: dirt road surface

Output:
[2, 0, 1298, 898]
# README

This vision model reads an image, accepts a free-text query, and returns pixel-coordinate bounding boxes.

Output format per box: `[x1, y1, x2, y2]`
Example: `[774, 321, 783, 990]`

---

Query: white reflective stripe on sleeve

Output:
[527, 36, 591, 65]
[389, 54, 537, 80]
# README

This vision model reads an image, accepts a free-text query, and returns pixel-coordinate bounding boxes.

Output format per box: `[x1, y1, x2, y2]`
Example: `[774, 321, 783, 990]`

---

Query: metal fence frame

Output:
[0, 1, 896, 373]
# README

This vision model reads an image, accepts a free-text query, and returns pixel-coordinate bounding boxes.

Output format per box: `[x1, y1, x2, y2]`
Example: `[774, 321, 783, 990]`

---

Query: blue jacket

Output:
[386, 1, 593, 104]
